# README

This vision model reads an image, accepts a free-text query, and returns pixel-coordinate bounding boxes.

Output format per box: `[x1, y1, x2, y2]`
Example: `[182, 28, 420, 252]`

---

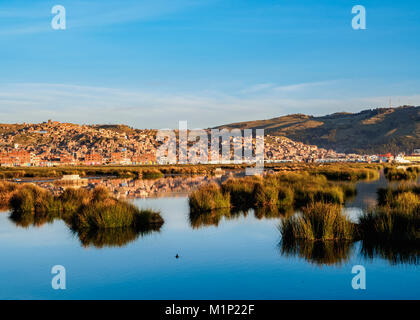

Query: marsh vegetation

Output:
[384, 166, 420, 181]
[6, 184, 164, 247]
[187, 165, 418, 266]
[188, 169, 363, 214]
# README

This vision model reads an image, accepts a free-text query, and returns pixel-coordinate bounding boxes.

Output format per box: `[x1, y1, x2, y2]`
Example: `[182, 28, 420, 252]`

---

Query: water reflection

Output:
[189, 206, 294, 229]
[9, 210, 59, 228]
[188, 208, 248, 229]
[28, 174, 239, 198]
[9, 209, 163, 249]
[360, 239, 420, 265]
[72, 227, 161, 249]
[254, 206, 293, 219]
[279, 239, 354, 266]
[6, 173, 420, 265]
[279, 238, 419, 267]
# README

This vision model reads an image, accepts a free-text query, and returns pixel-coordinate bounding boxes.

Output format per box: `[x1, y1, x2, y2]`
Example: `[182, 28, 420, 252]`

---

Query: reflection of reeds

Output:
[9, 210, 59, 228]
[75, 227, 141, 248]
[0, 164, 250, 180]
[188, 207, 232, 229]
[254, 206, 287, 220]
[340, 183, 357, 200]
[279, 239, 354, 266]
[360, 239, 419, 265]
[73, 225, 161, 248]
[141, 169, 164, 179]
[358, 208, 419, 242]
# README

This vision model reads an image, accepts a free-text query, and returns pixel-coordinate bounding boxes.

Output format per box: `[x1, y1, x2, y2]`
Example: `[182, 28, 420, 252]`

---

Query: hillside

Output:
[215, 106, 420, 154]
[0, 120, 337, 164]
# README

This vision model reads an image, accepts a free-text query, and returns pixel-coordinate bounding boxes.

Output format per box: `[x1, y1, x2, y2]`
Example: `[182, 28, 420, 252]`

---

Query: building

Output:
[84, 153, 103, 166]
[0, 150, 31, 166]
[131, 153, 156, 165]
[404, 154, 420, 162]
[377, 153, 394, 163]
[394, 154, 411, 164]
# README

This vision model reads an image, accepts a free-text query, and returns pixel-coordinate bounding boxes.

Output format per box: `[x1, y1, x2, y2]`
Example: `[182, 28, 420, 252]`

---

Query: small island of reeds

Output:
[8, 184, 164, 234]
[188, 169, 362, 214]
[384, 166, 420, 181]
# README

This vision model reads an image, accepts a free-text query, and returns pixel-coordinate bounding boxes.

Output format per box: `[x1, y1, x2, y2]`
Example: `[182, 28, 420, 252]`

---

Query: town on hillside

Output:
[0, 120, 418, 167]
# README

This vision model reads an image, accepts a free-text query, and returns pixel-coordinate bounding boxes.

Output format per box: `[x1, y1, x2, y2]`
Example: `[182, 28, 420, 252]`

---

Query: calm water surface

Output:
[0, 176, 419, 299]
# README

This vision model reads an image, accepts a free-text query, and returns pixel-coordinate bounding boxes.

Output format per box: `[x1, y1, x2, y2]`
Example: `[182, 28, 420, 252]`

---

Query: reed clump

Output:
[140, 169, 164, 179]
[384, 167, 418, 181]
[0, 181, 20, 209]
[252, 182, 280, 207]
[72, 201, 163, 231]
[312, 166, 380, 181]
[189, 183, 231, 213]
[294, 185, 344, 207]
[377, 184, 420, 208]
[9, 184, 59, 214]
[189, 171, 356, 213]
[280, 202, 355, 241]
[9, 184, 164, 231]
[221, 177, 260, 208]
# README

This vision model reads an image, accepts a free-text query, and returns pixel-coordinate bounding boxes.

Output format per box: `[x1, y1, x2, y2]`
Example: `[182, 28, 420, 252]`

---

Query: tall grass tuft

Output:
[0, 181, 19, 210]
[294, 186, 344, 207]
[221, 177, 260, 208]
[9, 184, 59, 214]
[313, 166, 380, 181]
[384, 167, 419, 181]
[280, 202, 354, 241]
[252, 182, 279, 207]
[189, 183, 231, 213]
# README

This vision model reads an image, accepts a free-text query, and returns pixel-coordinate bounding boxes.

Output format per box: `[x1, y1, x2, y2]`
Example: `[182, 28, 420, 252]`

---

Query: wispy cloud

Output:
[0, 0, 209, 36]
[0, 82, 419, 128]
[240, 81, 337, 95]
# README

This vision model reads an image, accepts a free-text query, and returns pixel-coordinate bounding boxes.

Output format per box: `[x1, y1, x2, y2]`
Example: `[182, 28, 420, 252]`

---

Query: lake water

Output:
[0, 175, 419, 300]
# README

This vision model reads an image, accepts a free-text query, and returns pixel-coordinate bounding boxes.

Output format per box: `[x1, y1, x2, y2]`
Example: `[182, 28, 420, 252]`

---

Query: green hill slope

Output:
[215, 106, 420, 154]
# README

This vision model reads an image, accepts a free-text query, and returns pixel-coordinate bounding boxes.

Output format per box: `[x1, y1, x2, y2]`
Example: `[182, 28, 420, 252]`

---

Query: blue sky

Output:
[0, 0, 419, 128]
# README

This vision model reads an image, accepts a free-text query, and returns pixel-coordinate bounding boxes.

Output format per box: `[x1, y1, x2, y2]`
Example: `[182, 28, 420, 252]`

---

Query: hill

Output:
[215, 106, 420, 154]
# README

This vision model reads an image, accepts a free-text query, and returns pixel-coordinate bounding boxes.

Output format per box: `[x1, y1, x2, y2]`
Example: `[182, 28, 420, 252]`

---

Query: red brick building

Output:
[84, 153, 103, 165]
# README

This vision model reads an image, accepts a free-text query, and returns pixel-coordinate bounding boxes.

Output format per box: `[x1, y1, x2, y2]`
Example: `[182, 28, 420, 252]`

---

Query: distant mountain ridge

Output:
[215, 106, 420, 154]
